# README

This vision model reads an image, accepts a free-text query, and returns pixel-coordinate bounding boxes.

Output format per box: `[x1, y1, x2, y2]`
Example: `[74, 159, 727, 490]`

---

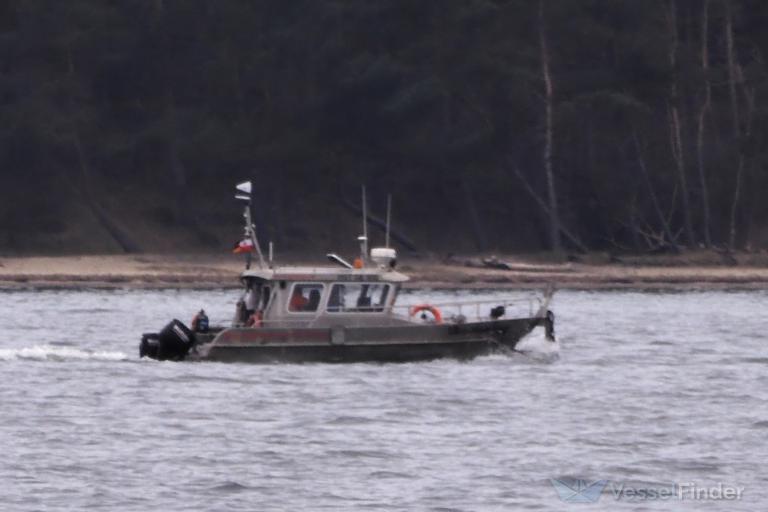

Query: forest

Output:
[1, 0, 767, 256]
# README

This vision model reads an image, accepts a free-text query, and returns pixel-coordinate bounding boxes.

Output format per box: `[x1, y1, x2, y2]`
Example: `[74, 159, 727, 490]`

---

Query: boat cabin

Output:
[235, 266, 410, 328]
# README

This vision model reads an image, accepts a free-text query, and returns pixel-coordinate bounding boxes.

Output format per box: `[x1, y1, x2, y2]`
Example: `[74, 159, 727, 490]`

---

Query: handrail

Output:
[229, 292, 548, 328]
[393, 297, 540, 309]
[390, 297, 541, 322]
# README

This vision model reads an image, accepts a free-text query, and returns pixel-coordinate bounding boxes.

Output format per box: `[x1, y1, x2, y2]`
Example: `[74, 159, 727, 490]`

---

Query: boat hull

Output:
[189, 317, 550, 363]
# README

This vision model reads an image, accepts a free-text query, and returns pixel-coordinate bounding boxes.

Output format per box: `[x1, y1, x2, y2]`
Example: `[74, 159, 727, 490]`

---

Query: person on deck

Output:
[191, 309, 209, 333]
[245, 285, 257, 316]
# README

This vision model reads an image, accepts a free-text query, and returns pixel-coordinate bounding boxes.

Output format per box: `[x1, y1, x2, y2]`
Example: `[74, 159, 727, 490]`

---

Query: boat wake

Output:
[514, 329, 561, 361]
[0, 344, 129, 362]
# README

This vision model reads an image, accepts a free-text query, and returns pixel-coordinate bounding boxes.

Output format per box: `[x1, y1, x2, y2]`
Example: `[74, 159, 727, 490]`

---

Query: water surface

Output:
[1, 289, 766, 511]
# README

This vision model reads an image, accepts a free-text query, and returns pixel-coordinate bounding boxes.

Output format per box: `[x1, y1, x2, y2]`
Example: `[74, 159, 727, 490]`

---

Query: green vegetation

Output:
[1, 0, 767, 254]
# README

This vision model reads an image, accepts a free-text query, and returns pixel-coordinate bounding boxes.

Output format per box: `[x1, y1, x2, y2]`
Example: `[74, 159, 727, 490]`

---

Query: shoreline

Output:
[0, 254, 767, 291]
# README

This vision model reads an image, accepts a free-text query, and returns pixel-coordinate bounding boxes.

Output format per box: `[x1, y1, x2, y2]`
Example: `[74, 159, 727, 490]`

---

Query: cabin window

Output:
[287, 283, 324, 313]
[327, 283, 390, 313]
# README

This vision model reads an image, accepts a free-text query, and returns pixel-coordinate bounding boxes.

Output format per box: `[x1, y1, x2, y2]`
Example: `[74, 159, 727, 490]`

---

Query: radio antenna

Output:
[385, 194, 392, 248]
[361, 185, 369, 260]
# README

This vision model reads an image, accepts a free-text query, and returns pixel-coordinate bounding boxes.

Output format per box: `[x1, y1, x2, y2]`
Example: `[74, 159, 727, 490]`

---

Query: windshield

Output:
[327, 283, 390, 313]
[288, 283, 324, 313]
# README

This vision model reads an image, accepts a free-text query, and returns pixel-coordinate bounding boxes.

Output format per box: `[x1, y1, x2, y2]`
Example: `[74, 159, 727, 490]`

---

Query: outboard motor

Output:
[139, 333, 160, 359]
[139, 319, 195, 361]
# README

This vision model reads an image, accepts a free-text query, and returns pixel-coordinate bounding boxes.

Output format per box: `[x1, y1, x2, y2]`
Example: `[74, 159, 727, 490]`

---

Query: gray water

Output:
[1, 288, 766, 511]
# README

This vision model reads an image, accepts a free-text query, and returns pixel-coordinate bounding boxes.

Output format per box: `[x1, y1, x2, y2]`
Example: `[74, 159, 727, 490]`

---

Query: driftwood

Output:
[340, 198, 418, 252]
[481, 256, 512, 270]
[443, 254, 573, 273]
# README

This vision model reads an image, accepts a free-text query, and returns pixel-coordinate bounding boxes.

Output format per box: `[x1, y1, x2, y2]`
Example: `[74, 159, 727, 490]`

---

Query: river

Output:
[0, 288, 766, 511]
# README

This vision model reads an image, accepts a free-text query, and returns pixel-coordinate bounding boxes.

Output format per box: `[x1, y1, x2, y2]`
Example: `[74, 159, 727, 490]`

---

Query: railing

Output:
[390, 296, 543, 323]
[229, 294, 545, 328]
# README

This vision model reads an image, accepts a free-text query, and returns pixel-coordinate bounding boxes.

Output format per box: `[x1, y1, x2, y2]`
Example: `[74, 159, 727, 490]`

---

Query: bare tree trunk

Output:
[632, 131, 679, 250]
[71, 131, 140, 253]
[730, 88, 754, 250]
[538, 0, 563, 253]
[628, 194, 642, 251]
[696, 0, 713, 247]
[153, 0, 187, 192]
[665, 0, 696, 247]
[461, 179, 488, 252]
[513, 167, 588, 253]
[65, 45, 139, 253]
[164, 87, 188, 190]
[729, 156, 743, 249]
[725, 0, 740, 138]
[724, 0, 743, 250]
[152, 0, 218, 246]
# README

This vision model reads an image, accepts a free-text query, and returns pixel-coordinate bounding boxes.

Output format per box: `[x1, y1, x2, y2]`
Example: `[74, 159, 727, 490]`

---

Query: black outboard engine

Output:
[139, 319, 195, 361]
[139, 333, 160, 359]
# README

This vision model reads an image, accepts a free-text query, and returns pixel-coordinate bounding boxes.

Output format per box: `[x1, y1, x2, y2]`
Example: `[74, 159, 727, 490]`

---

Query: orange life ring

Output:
[409, 304, 443, 324]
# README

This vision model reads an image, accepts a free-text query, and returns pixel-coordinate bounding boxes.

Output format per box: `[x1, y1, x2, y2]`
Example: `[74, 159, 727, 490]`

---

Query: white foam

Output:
[0, 344, 129, 362]
[515, 327, 561, 357]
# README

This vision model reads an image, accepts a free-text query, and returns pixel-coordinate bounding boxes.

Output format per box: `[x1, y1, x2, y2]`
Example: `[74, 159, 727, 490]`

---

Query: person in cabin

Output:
[289, 286, 309, 311]
[356, 284, 372, 310]
[306, 288, 321, 311]
[328, 285, 344, 311]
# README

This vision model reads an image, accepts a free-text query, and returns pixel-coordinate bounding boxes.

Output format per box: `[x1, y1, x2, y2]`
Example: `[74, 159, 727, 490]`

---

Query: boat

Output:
[139, 182, 556, 363]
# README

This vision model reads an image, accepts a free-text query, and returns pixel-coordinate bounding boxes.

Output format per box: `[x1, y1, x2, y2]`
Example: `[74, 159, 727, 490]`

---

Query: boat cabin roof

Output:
[241, 266, 409, 284]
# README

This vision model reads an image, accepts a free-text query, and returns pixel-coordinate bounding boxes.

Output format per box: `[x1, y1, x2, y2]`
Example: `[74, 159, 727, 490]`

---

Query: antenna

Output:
[361, 185, 369, 260]
[385, 193, 392, 248]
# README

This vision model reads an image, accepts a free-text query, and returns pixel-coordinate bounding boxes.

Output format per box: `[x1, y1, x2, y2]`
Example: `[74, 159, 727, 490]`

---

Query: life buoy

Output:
[246, 310, 263, 328]
[409, 304, 443, 324]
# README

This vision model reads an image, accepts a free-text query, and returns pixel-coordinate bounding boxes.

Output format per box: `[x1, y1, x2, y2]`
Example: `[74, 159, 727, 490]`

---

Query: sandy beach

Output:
[1, 253, 767, 290]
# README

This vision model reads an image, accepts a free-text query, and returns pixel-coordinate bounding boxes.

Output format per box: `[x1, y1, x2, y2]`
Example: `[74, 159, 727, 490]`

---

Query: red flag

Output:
[233, 238, 255, 254]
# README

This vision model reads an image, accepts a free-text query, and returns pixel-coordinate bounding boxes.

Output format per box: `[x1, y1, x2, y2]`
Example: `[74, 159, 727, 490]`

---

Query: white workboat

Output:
[139, 182, 555, 363]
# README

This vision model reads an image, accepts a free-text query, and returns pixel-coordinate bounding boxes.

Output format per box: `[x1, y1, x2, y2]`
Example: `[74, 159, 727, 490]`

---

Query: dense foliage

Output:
[1, 0, 767, 254]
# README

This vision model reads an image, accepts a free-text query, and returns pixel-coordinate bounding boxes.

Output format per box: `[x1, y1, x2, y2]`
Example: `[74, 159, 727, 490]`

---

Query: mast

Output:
[360, 185, 369, 261]
[236, 181, 265, 269]
[385, 193, 392, 248]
